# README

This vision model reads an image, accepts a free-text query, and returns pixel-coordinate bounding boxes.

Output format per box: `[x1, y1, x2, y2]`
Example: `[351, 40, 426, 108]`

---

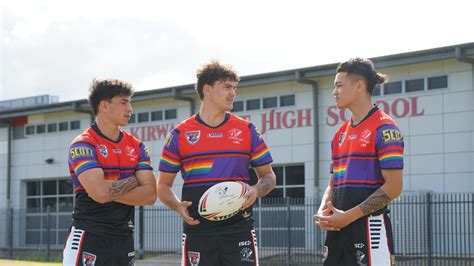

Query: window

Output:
[151, 111, 163, 121]
[47, 123, 57, 133]
[36, 125, 46, 134]
[70, 121, 80, 130]
[137, 112, 149, 123]
[405, 78, 424, 93]
[246, 99, 261, 110]
[26, 125, 35, 135]
[13, 125, 25, 139]
[249, 164, 305, 199]
[280, 95, 295, 107]
[384, 81, 402, 95]
[372, 84, 381, 96]
[428, 75, 447, 90]
[128, 113, 136, 124]
[263, 97, 278, 109]
[232, 101, 244, 112]
[25, 179, 74, 245]
[58, 122, 68, 131]
[165, 109, 177, 119]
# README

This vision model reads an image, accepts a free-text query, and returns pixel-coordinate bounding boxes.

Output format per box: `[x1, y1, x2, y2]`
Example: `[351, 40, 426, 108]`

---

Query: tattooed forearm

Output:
[256, 173, 276, 197]
[359, 188, 391, 216]
[109, 175, 139, 200]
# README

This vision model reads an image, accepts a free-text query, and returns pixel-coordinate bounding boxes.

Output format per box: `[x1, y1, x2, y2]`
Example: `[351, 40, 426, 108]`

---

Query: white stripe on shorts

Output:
[367, 214, 391, 265]
[62, 226, 85, 266]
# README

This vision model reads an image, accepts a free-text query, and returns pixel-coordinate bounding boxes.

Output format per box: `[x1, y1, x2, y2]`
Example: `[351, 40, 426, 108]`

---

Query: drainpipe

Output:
[455, 47, 474, 64]
[295, 71, 320, 197]
[6, 121, 12, 208]
[172, 88, 195, 116]
[72, 102, 94, 124]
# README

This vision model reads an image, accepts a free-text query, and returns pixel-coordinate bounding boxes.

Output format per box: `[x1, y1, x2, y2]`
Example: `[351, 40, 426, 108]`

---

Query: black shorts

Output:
[182, 228, 259, 266]
[323, 213, 395, 266]
[62, 226, 135, 266]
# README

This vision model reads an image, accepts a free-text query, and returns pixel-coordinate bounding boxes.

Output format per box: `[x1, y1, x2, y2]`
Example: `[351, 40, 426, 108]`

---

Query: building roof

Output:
[1, 42, 473, 121]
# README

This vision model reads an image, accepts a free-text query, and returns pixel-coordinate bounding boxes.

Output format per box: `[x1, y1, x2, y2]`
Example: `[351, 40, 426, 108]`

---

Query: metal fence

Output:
[1, 193, 473, 265]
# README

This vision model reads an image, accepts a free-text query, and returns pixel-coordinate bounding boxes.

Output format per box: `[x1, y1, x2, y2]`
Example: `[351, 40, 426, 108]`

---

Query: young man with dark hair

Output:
[63, 78, 157, 266]
[315, 58, 404, 265]
[157, 60, 276, 265]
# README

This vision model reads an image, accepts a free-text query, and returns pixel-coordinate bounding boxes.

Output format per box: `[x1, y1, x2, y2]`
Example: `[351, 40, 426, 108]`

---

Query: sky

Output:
[1, 0, 473, 103]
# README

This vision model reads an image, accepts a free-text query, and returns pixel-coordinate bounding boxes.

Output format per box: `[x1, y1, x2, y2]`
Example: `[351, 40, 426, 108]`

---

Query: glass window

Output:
[128, 113, 136, 124]
[285, 165, 305, 185]
[26, 125, 35, 135]
[13, 125, 25, 140]
[58, 122, 68, 131]
[372, 84, 381, 96]
[151, 110, 163, 121]
[405, 78, 424, 92]
[384, 81, 402, 95]
[137, 112, 149, 123]
[70, 120, 80, 130]
[232, 101, 244, 112]
[428, 75, 447, 90]
[263, 97, 278, 109]
[280, 95, 295, 107]
[246, 99, 261, 110]
[47, 123, 57, 133]
[43, 181, 57, 195]
[274, 166, 284, 186]
[36, 125, 46, 134]
[165, 109, 177, 119]
[25, 179, 74, 246]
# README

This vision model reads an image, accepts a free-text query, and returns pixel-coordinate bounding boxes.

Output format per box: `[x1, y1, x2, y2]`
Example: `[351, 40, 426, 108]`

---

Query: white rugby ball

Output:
[198, 181, 247, 221]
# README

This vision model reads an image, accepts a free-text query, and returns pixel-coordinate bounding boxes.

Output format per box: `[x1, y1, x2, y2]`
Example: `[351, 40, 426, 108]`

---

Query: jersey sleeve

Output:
[159, 129, 182, 173]
[329, 138, 335, 173]
[375, 124, 404, 169]
[137, 142, 153, 171]
[249, 124, 273, 167]
[69, 141, 101, 176]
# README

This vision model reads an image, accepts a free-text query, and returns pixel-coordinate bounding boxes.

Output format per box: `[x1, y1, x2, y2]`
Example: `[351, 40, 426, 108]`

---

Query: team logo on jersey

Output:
[98, 144, 108, 158]
[185, 130, 201, 144]
[240, 247, 254, 262]
[188, 251, 200, 266]
[82, 252, 97, 266]
[229, 128, 243, 141]
[338, 132, 346, 146]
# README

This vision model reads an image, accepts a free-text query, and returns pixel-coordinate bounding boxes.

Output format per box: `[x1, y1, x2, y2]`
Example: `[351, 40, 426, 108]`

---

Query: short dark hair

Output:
[195, 59, 240, 100]
[336, 58, 389, 95]
[88, 78, 134, 116]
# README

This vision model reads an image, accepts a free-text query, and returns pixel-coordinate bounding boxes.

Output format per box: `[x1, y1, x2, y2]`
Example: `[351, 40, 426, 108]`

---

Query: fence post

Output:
[426, 193, 432, 266]
[8, 208, 13, 259]
[286, 197, 292, 266]
[46, 206, 51, 262]
[139, 206, 144, 260]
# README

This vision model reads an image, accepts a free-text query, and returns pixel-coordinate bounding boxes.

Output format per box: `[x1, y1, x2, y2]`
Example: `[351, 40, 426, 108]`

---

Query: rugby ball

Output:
[198, 181, 247, 221]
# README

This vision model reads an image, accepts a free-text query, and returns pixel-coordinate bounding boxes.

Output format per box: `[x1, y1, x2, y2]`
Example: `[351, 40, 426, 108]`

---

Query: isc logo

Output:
[239, 241, 251, 246]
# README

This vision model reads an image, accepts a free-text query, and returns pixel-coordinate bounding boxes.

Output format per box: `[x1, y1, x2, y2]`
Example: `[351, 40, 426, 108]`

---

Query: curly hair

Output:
[88, 78, 134, 116]
[336, 58, 389, 95]
[195, 59, 240, 100]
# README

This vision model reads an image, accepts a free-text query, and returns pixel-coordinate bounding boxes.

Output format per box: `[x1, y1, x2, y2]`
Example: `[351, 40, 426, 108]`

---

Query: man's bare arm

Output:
[78, 168, 139, 203]
[253, 164, 276, 197]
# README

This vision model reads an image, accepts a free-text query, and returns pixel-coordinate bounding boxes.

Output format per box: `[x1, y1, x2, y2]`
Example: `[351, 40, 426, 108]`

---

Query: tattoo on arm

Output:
[256, 173, 276, 197]
[360, 188, 391, 216]
[109, 175, 139, 200]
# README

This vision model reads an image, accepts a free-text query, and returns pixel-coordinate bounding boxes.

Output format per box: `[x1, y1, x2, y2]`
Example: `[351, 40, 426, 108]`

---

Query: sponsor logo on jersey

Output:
[208, 132, 223, 138]
[70, 147, 94, 158]
[360, 129, 372, 146]
[113, 149, 122, 154]
[239, 240, 251, 246]
[349, 134, 357, 140]
[188, 251, 200, 266]
[164, 133, 173, 147]
[82, 252, 97, 266]
[322, 246, 328, 262]
[255, 127, 263, 139]
[185, 130, 201, 144]
[382, 129, 403, 142]
[98, 144, 108, 158]
[240, 247, 254, 262]
[338, 132, 346, 146]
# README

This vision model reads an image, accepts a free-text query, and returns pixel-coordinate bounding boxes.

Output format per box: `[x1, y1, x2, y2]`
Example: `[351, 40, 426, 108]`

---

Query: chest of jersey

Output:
[93, 139, 139, 180]
[335, 125, 376, 156]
